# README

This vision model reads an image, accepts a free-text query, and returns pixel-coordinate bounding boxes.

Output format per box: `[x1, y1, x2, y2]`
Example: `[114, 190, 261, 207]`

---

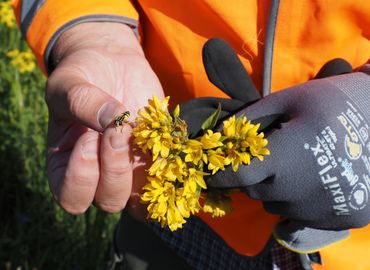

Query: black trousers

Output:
[109, 215, 310, 270]
[111, 212, 191, 270]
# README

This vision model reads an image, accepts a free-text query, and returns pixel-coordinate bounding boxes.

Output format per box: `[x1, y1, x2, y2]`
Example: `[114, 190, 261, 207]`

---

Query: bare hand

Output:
[46, 22, 163, 215]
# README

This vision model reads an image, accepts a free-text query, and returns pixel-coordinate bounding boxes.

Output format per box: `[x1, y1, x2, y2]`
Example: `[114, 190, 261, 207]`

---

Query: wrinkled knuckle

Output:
[73, 176, 96, 190]
[66, 170, 98, 190]
[103, 165, 131, 181]
[67, 84, 92, 118]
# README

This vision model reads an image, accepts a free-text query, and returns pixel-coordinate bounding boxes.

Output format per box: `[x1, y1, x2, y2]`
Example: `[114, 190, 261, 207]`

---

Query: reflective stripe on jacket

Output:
[13, 1, 370, 269]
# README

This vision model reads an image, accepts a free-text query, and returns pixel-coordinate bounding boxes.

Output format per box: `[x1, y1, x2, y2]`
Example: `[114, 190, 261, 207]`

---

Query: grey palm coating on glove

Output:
[208, 72, 370, 231]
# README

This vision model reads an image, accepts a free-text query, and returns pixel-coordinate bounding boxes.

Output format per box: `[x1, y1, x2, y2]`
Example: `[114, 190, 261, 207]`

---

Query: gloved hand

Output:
[208, 63, 370, 230]
[180, 38, 370, 253]
[203, 42, 370, 252]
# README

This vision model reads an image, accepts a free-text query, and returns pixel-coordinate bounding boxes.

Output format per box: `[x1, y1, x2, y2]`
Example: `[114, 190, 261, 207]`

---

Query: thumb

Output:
[202, 38, 261, 103]
[46, 68, 126, 131]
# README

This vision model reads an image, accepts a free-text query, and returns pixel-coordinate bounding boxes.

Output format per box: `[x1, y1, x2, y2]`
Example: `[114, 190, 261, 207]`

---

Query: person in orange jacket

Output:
[12, 1, 370, 269]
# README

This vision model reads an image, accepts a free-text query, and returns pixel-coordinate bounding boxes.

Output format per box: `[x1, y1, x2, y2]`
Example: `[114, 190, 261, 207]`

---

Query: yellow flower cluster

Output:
[133, 96, 269, 231]
[222, 115, 270, 172]
[0, 1, 16, 28]
[6, 49, 36, 73]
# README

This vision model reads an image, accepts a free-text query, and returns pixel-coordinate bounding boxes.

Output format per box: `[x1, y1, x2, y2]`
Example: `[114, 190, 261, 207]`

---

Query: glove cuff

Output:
[273, 221, 349, 254]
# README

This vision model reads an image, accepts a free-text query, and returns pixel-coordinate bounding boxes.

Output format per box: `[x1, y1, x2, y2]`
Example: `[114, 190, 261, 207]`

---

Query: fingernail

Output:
[82, 138, 98, 159]
[97, 102, 118, 129]
[110, 131, 128, 151]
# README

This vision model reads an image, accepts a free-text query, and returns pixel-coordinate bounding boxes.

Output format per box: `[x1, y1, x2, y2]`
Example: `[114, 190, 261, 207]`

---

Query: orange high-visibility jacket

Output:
[13, 1, 370, 269]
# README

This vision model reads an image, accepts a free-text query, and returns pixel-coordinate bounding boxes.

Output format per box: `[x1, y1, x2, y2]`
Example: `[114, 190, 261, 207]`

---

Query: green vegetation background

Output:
[0, 3, 119, 269]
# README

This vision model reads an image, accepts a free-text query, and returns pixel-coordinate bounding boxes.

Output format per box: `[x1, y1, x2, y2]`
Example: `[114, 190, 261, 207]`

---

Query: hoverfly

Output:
[114, 111, 130, 131]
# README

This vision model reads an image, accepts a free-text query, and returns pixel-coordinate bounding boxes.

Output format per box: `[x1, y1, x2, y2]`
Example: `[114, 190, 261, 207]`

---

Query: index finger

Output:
[46, 68, 126, 131]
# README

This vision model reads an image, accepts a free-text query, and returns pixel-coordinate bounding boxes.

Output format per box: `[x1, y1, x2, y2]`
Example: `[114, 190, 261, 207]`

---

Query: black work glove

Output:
[208, 64, 370, 229]
[203, 41, 370, 252]
[180, 38, 370, 253]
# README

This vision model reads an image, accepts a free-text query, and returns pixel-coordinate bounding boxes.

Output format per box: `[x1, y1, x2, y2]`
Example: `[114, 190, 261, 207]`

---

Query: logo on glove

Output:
[338, 114, 363, 160]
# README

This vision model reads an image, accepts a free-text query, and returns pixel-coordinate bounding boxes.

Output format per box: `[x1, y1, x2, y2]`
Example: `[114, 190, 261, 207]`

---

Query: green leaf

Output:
[201, 103, 221, 131]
